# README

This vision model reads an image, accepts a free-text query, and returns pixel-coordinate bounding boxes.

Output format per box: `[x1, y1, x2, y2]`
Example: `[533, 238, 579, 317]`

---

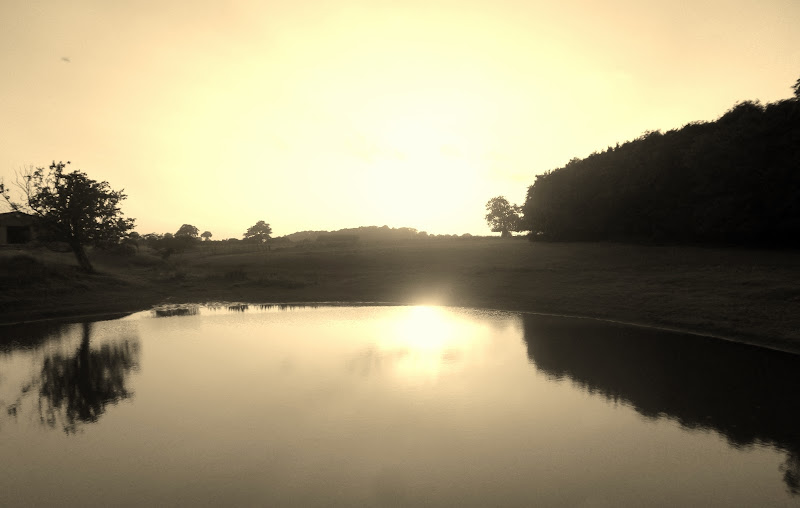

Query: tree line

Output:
[519, 81, 800, 245]
[136, 221, 274, 259]
[1, 162, 274, 272]
[4, 81, 796, 274]
[485, 78, 799, 245]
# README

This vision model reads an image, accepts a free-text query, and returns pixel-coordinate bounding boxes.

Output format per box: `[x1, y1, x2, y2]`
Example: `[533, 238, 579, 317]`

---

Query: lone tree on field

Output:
[243, 220, 272, 243]
[485, 196, 522, 238]
[201, 231, 212, 241]
[175, 224, 199, 238]
[0, 161, 135, 273]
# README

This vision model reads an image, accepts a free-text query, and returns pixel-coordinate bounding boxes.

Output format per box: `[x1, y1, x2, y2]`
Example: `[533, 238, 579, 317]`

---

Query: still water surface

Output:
[1, 305, 798, 506]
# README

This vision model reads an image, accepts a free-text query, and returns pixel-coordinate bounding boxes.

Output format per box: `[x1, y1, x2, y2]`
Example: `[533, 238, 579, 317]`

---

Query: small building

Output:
[0, 211, 37, 245]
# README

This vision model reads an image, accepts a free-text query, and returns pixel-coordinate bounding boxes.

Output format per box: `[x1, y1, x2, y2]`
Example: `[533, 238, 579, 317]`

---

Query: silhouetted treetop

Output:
[485, 196, 522, 237]
[243, 220, 272, 243]
[175, 224, 199, 238]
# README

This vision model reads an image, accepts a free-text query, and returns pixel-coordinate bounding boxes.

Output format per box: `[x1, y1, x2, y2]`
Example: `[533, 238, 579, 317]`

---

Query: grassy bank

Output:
[1, 238, 798, 354]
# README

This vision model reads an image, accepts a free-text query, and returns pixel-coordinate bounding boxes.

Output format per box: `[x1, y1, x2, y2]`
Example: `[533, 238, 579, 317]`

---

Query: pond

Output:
[1, 304, 798, 506]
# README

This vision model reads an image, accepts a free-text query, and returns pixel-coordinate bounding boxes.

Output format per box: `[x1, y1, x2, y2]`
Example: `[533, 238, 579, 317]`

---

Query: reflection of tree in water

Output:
[520, 314, 800, 496]
[8, 322, 140, 433]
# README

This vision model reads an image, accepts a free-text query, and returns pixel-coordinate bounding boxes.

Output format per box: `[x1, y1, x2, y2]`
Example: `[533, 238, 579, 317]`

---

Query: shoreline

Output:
[2, 239, 798, 355]
[3, 296, 799, 356]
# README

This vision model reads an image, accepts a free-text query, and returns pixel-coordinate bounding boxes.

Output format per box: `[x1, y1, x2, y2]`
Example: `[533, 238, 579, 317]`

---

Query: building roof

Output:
[0, 211, 37, 225]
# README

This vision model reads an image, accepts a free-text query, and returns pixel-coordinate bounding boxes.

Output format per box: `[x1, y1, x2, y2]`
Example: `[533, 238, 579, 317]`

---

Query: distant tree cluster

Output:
[138, 224, 206, 258]
[134, 221, 277, 257]
[283, 225, 458, 243]
[521, 93, 800, 245]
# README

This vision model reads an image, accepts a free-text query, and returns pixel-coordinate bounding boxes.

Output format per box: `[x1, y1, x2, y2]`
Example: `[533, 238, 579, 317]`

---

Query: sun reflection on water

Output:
[374, 306, 481, 384]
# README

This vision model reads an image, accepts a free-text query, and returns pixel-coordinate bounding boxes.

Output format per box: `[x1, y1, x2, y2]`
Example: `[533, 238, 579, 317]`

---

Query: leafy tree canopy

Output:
[175, 224, 199, 238]
[521, 88, 800, 245]
[243, 220, 272, 243]
[201, 231, 212, 240]
[1, 161, 134, 272]
[485, 196, 522, 237]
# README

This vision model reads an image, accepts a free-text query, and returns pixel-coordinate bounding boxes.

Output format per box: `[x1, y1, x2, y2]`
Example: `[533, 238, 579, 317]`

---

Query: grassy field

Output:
[1, 238, 798, 354]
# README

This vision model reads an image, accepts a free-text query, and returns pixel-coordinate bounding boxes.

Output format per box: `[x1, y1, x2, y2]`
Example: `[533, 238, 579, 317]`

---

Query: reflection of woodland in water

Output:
[151, 302, 325, 318]
[2, 321, 139, 433]
[520, 315, 800, 495]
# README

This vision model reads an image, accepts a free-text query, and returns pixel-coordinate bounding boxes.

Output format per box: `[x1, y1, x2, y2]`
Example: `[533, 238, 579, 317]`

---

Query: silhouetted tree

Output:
[201, 230, 212, 241]
[243, 220, 272, 243]
[485, 196, 522, 237]
[792, 77, 800, 99]
[175, 224, 199, 238]
[0, 161, 135, 272]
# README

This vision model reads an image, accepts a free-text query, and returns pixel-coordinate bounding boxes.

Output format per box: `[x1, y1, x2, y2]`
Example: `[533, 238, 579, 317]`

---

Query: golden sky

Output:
[2, 0, 798, 238]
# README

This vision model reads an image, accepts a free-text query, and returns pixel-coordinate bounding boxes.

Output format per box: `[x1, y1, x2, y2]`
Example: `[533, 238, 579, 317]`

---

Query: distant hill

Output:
[282, 230, 326, 242]
[522, 94, 800, 246]
[283, 225, 424, 243]
[281, 225, 480, 244]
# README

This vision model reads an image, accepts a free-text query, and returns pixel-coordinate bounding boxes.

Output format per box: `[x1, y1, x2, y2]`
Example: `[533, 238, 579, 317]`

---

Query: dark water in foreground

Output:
[1, 305, 798, 507]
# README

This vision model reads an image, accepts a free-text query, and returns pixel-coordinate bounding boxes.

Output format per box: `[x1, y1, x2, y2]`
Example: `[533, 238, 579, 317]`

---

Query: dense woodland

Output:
[522, 89, 800, 245]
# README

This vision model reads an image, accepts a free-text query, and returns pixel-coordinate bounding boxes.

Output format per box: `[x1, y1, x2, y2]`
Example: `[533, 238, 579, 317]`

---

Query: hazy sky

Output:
[2, 0, 798, 238]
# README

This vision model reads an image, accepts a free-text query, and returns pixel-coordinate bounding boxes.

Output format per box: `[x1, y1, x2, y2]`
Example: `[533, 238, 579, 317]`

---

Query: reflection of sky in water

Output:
[351, 306, 516, 384]
[1, 305, 797, 506]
